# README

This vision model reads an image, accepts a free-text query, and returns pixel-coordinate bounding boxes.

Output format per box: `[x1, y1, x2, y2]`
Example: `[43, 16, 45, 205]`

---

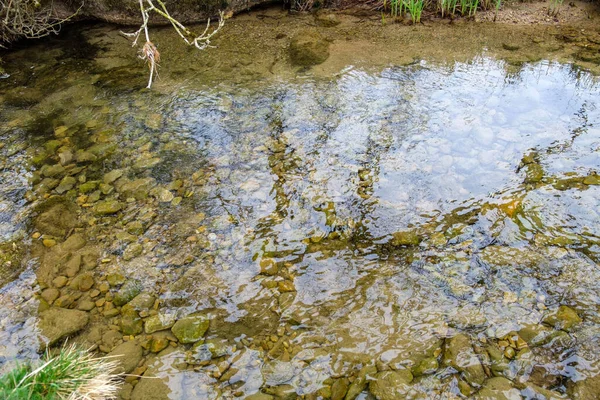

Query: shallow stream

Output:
[1, 8, 600, 400]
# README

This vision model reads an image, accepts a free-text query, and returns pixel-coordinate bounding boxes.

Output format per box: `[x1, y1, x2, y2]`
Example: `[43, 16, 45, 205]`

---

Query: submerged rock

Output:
[94, 200, 123, 215]
[55, 176, 76, 194]
[117, 177, 156, 200]
[121, 307, 143, 336]
[245, 393, 274, 400]
[171, 314, 210, 343]
[346, 365, 377, 400]
[289, 29, 330, 66]
[123, 242, 143, 261]
[263, 384, 296, 400]
[103, 169, 124, 184]
[38, 308, 89, 347]
[108, 341, 143, 374]
[443, 334, 486, 387]
[130, 350, 176, 400]
[583, 174, 600, 185]
[519, 324, 553, 347]
[34, 199, 79, 236]
[474, 377, 520, 399]
[543, 305, 581, 332]
[145, 313, 177, 334]
[369, 369, 413, 400]
[569, 374, 600, 400]
[390, 230, 421, 247]
[412, 357, 439, 377]
[114, 280, 143, 306]
[315, 13, 341, 27]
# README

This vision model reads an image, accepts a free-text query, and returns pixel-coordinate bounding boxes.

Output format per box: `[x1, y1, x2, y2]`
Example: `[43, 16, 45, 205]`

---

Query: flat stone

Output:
[346, 365, 377, 400]
[61, 233, 86, 252]
[78, 273, 95, 291]
[128, 293, 156, 311]
[171, 314, 210, 344]
[123, 242, 143, 261]
[38, 308, 89, 347]
[41, 288, 60, 304]
[121, 307, 143, 336]
[103, 169, 124, 184]
[145, 313, 177, 334]
[77, 299, 95, 311]
[260, 258, 278, 275]
[94, 200, 123, 215]
[79, 181, 99, 194]
[108, 341, 143, 374]
[55, 176, 76, 194]
[474, 377, 520, 400]
[117, 177, 157, 200]
[369, 369, 413, 400]
[390, 230, 421, 246]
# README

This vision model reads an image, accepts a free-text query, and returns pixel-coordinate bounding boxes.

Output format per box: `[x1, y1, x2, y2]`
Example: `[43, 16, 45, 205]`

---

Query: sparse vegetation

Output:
[380, 0, 503, 21]
[0, 346, 121, 400]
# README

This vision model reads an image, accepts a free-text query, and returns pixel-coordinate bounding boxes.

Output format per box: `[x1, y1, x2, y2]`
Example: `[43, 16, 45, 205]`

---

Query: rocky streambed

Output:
[1, 6, 600, 400]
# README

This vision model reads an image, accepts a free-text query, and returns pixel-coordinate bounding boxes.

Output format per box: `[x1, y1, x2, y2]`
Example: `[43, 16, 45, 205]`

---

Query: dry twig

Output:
[122, 0, 225, 88]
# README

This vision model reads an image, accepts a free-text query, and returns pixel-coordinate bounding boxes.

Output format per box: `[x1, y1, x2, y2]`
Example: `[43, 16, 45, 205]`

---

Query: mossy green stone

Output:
[103, 169, 124, 184]
[121, 307, 143, 336]
[444, 334, 486, 387]
[369, 370, 413, 400]
[583, 174, 600, 185]
[44, 140, 63, 153]
[41, 164, 66, 178]
[79, 181, 99, 193]
[55, 176, 76, 194]
[391, 230, 421, 246]
[113, 280, 143, 306]
[145, 313, 177, 334]
[171, 314, 210, 344]
[94, 200, 123, 215]
[543, 305, 581, 332]
[107, 273, 126, 286]
[412, 357, 439, 377]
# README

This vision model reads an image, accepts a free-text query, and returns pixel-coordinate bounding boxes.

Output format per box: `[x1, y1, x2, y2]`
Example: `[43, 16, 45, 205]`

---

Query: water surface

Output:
[1, 13, 600, 399]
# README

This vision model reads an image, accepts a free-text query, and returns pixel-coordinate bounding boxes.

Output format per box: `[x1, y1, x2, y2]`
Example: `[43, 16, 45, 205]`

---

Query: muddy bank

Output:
[71, 0, 272, 25]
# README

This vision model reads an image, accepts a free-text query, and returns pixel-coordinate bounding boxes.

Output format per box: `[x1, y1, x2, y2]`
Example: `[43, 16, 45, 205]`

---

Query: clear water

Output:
[1, 15, 600, 399]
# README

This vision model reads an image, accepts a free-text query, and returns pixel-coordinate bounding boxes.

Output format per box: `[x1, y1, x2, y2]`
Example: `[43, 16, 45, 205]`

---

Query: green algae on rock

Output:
[171, 314, 210, 344]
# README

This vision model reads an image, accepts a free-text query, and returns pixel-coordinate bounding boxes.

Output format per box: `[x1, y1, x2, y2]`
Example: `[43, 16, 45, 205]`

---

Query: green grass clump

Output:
[405, 0, 426, 22]
[384, 0, 500, 22]
[383, 0, 424, 22]
[0, 346, 121, 400]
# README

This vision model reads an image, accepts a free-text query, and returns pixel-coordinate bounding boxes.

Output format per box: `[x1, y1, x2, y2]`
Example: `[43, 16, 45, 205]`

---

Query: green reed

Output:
[404, 0, 425, 22]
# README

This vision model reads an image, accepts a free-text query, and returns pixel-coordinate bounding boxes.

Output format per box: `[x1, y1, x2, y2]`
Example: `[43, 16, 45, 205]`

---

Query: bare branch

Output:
[0, 0, 84, 43]
[121, 0, 225, 88]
